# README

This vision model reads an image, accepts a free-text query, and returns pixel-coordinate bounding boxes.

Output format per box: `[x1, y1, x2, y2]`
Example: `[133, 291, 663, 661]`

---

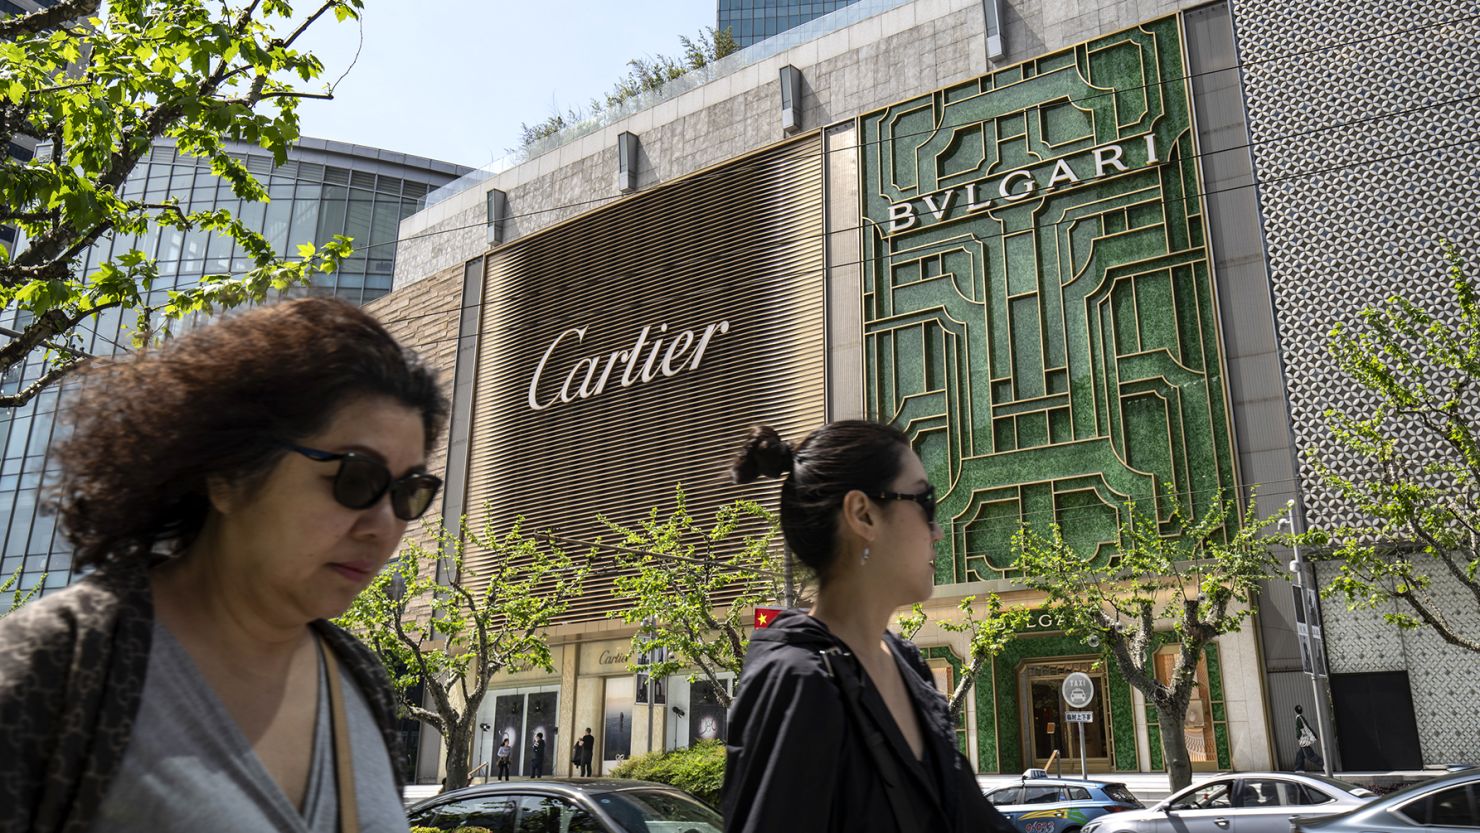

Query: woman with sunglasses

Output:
[0, 298, 445, 833]
[722, 421, 1014, 833]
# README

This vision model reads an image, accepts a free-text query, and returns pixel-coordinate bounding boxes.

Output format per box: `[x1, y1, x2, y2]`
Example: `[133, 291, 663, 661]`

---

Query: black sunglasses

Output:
[281, 442, 442, 521]
[869, 484, 937, 526]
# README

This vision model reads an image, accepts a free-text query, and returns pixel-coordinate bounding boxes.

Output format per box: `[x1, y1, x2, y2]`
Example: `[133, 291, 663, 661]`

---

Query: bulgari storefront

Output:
[847, 11, 1270, 774]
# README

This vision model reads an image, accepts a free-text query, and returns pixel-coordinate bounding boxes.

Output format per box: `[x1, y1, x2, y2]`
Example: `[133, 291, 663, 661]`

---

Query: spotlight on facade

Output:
[779, 65, 803, 134]
[486, 188, 508, 245]
[616, 131, 640, 193]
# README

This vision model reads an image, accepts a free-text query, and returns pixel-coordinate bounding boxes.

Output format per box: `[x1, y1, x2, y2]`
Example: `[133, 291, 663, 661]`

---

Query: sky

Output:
[293, 1, 717, 170]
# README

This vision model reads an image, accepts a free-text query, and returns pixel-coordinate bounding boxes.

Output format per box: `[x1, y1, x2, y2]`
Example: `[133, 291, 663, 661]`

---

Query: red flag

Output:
[753, 607, 781, 629]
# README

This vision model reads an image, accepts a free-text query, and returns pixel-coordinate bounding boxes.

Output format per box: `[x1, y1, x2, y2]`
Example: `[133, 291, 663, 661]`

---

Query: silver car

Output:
[1080, 773, 1374, 833]
[1293, 769, 1479, 833]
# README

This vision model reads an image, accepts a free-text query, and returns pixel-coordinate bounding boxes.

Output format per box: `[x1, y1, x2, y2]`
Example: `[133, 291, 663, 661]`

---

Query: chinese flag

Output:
[753, 607, 782, 629]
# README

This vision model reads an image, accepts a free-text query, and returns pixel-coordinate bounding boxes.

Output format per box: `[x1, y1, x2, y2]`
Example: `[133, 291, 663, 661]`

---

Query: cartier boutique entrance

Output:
[1021, 659, 1112, 769]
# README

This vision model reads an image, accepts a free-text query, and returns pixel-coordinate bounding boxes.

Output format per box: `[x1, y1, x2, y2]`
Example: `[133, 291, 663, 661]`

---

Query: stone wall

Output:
[393, 0, 1213, 286]
[364, 261, 463, 527]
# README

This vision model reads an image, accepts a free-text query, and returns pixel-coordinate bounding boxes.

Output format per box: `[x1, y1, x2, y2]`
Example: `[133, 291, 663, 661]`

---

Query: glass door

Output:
[602, 676, 634, 774]
[1020, 659, 1112, 770]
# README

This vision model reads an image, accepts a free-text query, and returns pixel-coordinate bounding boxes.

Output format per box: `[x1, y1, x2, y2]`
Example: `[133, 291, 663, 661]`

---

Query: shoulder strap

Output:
[819, 647, 924, 833]
[321, 638, 359, 833]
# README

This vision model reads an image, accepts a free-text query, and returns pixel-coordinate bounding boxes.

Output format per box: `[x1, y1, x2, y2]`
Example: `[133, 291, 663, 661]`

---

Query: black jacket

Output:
[722, 610, 1015, 833]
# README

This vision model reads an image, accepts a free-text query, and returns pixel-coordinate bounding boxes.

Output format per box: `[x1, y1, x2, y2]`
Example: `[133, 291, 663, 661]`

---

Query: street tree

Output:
[600, 485, 786, 709]
[1013, 491, 1285, 790]
[336, 512, 590, 791]
[1311, 244, 1480, 654]
[0, 0, 362, 405]
[895, 594, 1030, 717]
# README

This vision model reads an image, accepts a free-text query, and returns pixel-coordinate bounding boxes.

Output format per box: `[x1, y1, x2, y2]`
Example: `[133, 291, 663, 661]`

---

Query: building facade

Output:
[381, 0, 1478, 781]
[719, 0, 863, 47]
[0, 137, 469, 597]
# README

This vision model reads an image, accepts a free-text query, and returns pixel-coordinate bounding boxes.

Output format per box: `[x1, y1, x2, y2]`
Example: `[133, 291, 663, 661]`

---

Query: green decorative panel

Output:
[859, 15, 1237, 583]
[985, 632, 1137, 774]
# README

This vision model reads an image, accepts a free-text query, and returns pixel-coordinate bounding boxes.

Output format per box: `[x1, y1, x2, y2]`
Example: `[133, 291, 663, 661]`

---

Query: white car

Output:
[1080, 773, 1374, 833]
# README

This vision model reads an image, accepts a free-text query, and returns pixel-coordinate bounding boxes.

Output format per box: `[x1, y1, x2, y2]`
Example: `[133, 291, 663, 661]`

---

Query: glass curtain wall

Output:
[718, 0, 861, 47]
[0, 140, 462, 596]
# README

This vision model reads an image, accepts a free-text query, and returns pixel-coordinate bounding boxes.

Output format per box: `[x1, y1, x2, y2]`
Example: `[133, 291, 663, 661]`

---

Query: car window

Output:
[1063, 787, 1092, 801]
[1296, 784, 1335, 806]
[593, 789, 722, 833]
[1237, 779, 1319, 808]
[1021, 786, 1061, 804]
[988, 788, 1023, 806]
[1104, 785, 1142, 806]
[409, 794, 518, 833]
[1398, 785, 1480, 828]
[514, 794, 603, 833]
[1171, 781, 1234, 811]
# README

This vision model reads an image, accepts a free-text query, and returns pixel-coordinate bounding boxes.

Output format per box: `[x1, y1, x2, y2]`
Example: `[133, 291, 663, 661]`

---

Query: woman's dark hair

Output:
[730, 420, 910, 580]
[52, 297, 448, 568]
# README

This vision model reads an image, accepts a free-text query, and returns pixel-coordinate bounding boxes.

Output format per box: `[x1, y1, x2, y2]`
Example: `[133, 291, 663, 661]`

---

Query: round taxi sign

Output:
[1062, 672, 1095, 709]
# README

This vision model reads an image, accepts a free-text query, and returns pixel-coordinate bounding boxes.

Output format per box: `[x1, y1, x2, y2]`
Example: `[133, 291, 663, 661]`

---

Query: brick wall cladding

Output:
[364, 261, 463, 530]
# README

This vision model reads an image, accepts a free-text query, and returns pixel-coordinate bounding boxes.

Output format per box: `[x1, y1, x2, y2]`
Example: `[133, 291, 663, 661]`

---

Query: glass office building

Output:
[718, 0, 861, 47]
[0, 137, 469, 596]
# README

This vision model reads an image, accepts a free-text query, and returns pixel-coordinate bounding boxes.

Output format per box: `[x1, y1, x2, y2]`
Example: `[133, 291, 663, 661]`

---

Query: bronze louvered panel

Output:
[465, 134, 827, 623]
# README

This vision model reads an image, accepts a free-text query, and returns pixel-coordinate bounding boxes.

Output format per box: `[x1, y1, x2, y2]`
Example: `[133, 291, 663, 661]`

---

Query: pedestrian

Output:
[0, 298, 447, 833]
[579, 727, 596, 777]
[496, 737, 513, 781]
[530, 731, 547, 778]
[1293, 705, 1323, 772]
[722, 422, 1016, 833]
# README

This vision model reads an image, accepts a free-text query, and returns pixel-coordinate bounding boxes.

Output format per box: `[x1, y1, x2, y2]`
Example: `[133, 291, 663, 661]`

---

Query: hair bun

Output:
[730, 424, 794, 484]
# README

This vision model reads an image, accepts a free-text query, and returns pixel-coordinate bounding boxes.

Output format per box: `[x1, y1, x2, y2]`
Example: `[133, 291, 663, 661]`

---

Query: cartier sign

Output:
[527, 318, 732, 411]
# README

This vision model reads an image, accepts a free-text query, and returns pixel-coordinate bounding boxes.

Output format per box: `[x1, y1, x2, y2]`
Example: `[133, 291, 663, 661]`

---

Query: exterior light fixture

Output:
[486, 188, 508, 245]
[779, 65, 803, 134]
[616, 131, 640, 193]
[984, 0, 1005, 60]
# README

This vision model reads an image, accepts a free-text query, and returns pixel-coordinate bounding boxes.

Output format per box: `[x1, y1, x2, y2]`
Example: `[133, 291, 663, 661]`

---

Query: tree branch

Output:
[0, 0, 99, 40]
[1394, 583, 1480, 653]
[0, 361, 80, 407]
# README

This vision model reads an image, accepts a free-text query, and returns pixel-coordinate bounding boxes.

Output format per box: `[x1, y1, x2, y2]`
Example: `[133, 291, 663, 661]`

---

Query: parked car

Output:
[1079, 773, 1374, 833]
[984, 773, 1144, 833]
[406, 779, 721, 833]
[1291, 768, 1479, 833]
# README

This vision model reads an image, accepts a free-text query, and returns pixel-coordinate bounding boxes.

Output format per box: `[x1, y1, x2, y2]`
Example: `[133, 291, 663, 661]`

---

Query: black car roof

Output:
[406, 778, 679, 812]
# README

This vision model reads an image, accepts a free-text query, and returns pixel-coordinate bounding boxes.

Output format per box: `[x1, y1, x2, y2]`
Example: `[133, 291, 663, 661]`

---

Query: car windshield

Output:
[1104, 785, 1142, 806]
[593, 789, 723, 833]
[1300, 774, 1375, 798]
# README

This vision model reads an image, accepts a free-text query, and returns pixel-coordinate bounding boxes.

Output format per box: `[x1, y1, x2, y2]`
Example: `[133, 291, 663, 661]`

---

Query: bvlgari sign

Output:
[527, 319, 732, 410]
[884, 134, 1160, 233]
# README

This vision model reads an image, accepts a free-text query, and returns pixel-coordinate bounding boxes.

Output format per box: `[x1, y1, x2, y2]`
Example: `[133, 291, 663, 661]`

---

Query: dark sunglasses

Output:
[869, 484, 937, 526]
[281, 442, 442, 521]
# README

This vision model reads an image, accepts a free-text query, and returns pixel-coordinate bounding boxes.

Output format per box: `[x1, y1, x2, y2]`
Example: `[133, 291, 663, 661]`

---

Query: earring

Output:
[861, 546, 871, 565]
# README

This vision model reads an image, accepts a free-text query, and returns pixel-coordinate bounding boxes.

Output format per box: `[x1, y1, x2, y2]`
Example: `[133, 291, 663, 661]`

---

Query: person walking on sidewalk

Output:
[530, 732, 547, 778]
[496, 738, 513, 781]
[577, 728, 596, 777]
[722, 421, 1017, 833]
[0, 298, 448, 833]
[1293, 705, 1323, 772]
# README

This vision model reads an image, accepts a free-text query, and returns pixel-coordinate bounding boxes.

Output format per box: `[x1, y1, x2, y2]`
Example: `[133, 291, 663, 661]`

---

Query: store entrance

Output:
[1020, 659, 1112, 770]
